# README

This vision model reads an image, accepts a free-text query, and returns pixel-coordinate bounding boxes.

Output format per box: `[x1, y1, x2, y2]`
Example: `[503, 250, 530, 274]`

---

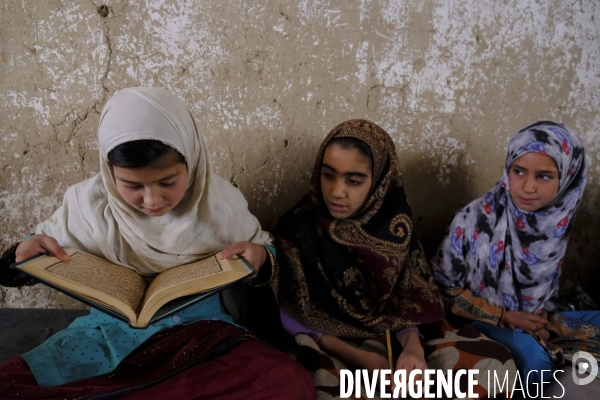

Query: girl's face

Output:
[320, 143, 373, 219]
[508, 152, 560, 211]
[113, 157, 188, 216]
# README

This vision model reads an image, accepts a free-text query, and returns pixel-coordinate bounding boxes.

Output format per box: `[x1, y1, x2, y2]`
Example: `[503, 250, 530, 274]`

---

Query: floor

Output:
[0, 308, 598, 398]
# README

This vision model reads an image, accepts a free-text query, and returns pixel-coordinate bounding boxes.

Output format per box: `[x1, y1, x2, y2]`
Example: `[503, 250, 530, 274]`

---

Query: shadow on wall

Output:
[401, 155, 473, 261]
[563, 206, 600, 307]
[260, 151, 474, 260]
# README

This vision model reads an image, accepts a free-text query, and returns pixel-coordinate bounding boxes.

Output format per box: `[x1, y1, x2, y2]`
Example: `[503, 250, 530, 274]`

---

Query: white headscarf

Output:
[37, 87, 271, 275]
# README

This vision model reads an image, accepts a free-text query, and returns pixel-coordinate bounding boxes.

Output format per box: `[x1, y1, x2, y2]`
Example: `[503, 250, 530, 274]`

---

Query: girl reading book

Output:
[430, 121, 600, 384]
[269, 119, 517, 397]
[0, 87, 314, 399]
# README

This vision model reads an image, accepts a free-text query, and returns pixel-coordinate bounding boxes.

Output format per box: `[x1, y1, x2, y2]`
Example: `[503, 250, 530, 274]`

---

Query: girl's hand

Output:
[396, 342, 427, 373]
[218, 241, 266, 275]
[500, 310, 547, 331]
[15, 234, 71, 263]
[394, 330, 427, 397]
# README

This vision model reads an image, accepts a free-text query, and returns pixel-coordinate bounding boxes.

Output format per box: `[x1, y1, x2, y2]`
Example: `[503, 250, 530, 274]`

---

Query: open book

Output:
[11, 248, 255, 328]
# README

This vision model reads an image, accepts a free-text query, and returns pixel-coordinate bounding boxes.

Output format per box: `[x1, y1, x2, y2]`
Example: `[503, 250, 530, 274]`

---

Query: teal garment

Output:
[22, 293, 234, 387]
[264, 244, 276, 260]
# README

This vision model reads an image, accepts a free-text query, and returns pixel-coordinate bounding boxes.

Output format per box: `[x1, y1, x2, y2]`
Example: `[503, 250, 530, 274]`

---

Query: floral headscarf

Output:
[431, 121, 587, 313]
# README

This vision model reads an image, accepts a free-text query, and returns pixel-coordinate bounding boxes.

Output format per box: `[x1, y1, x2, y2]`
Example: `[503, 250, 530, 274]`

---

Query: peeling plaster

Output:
[1, 0, 599, 308]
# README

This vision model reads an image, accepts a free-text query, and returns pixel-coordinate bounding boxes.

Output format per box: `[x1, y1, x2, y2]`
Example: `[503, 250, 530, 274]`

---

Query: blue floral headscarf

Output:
[431, 121, 587, 313]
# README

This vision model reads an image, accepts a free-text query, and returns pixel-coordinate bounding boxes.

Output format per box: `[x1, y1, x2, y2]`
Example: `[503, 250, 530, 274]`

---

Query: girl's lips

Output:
[144, 206, 166, 214]
[518, 197, 535, 205]
[328, 202, 347, 212]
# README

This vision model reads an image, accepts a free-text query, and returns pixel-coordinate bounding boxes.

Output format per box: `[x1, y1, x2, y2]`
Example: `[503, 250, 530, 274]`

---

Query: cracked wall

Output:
[1, 0, 599, 308]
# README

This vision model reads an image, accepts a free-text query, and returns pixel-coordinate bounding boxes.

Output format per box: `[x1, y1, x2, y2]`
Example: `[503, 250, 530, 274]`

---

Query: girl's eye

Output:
[124, 185, 142, 191]
[512, 168, 524, 176]
[348, 179, 363, 186]
[538, 174, 552, 181]
[322, 172, 333, 180]
[160, 181, 177, 188]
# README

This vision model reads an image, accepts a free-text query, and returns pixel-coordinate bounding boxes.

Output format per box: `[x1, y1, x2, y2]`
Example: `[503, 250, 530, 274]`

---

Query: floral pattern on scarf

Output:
[431, 121, 587, 313]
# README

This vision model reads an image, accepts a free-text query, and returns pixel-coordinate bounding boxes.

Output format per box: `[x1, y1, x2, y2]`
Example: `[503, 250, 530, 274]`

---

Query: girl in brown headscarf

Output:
[273, 119, 445, 374]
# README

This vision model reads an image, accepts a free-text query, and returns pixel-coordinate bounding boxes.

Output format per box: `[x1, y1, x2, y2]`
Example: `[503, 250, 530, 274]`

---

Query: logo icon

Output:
[572, 351, 599, 385]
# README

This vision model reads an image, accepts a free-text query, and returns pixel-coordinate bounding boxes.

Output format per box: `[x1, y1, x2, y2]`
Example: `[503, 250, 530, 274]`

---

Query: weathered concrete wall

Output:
[1, 0, 599, 308]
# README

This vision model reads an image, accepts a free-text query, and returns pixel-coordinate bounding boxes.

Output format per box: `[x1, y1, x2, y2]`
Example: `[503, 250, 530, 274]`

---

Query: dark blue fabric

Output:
[560, 310, 600, 327]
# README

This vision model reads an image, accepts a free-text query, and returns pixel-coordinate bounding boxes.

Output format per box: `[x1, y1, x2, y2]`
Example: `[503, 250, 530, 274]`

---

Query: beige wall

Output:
[1, 0, 599, 308]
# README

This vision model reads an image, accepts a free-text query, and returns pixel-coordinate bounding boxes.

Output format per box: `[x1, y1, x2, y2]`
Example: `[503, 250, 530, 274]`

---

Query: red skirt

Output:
[123, 339, 315, 400]
[0, 320, 316, 400]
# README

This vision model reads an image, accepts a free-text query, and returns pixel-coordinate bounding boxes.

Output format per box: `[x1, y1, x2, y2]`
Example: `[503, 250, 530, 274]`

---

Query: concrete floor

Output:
[0, 308, 89, 363]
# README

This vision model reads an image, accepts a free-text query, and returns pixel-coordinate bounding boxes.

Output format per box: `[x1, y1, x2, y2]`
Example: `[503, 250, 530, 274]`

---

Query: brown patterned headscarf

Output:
[272, 119, 444, 338]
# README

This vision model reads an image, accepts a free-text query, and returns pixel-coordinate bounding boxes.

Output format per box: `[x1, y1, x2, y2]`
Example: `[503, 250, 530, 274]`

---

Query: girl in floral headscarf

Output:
[431, 121, 600, 383]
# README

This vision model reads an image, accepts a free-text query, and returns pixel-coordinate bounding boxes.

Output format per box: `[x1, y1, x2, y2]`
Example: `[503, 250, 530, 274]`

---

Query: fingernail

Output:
[216, 252, 223, 260]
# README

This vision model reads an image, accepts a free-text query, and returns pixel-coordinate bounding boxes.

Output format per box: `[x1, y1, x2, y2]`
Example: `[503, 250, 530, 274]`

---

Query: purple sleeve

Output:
[280, 308, 323, 342]
[395, 326, 423, 343]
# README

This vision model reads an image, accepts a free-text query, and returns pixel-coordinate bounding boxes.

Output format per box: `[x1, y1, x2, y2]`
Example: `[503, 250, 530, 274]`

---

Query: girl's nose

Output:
[144, 189, 162, 207]
[522, 176, 536, 193]
[331, 180, 346, 198]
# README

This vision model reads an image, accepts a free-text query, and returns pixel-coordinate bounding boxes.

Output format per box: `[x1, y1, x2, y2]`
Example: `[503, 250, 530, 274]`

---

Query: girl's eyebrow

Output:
[322, 163, 369, 178]
[512, 164, 557, 175]
[116, 171, 181, 184]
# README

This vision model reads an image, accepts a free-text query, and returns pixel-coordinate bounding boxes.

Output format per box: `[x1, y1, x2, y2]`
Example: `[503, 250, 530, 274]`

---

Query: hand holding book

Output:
[218, 241, 267, 278]
[16, 234, 71, 263]
[11, 247, 256, 329]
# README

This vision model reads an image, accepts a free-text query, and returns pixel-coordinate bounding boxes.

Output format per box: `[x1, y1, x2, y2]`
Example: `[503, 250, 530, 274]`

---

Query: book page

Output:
[141, 256, 227, 307]
[46, 252, 146, 312]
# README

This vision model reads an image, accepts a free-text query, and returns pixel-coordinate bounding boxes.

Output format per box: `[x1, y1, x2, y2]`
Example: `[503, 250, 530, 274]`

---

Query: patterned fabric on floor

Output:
[545, 311, 600, 363]
[0, 320, 315, 400]
[289, 320, 517, 400]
